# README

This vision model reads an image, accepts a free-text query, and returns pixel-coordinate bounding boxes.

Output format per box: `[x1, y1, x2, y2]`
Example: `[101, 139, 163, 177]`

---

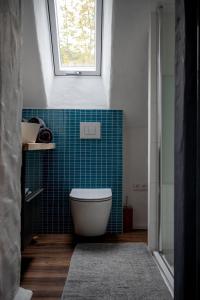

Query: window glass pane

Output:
[55, 0, 96, 71]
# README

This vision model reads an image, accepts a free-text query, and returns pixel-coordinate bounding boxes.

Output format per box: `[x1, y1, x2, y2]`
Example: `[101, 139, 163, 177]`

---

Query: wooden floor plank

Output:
[21, 230, 147, 299]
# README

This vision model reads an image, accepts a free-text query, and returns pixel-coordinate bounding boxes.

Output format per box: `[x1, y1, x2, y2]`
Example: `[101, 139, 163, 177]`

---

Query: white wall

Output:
[48, 76, 107, 108]
[109, 0, 158, 228]
[101, 0, 113, 103]
[110, 0, 152, 127]
[33, 0, 54, 100]
[125, 128, 148, 228]
[22, 0, 47, 107]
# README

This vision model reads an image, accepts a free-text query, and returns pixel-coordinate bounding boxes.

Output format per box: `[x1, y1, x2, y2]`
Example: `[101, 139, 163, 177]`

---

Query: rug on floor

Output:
[61, 243, 172, 300]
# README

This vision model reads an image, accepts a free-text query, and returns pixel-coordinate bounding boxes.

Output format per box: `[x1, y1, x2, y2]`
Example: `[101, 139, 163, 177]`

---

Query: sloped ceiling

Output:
[22, 0, 48, 107]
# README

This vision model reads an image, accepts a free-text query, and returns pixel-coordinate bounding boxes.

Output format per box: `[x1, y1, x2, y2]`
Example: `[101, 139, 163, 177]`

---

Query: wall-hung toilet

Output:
[70, 188, 112, 236]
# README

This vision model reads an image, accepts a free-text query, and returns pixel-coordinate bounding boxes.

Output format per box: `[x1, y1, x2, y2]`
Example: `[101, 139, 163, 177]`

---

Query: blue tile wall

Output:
[23, 109, 123, 233]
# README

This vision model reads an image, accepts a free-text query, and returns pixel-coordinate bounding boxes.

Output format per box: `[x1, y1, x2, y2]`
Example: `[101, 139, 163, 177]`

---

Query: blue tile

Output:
[23, 109, 123, 233]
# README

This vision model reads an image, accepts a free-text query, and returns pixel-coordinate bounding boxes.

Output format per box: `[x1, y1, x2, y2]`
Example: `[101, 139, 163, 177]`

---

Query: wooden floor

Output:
[21, 231, 147, 300]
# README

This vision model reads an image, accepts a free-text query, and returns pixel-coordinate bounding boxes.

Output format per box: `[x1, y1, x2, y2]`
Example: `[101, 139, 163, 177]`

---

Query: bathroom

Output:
[0, 0, 199, 299]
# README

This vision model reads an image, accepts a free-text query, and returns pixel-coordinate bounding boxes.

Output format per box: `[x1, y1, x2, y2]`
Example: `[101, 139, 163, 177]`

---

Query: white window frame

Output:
[48, 0, 102, 76]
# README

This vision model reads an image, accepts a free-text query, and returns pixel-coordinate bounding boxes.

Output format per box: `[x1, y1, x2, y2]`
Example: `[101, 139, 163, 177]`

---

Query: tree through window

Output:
[48, 0, 102, 75]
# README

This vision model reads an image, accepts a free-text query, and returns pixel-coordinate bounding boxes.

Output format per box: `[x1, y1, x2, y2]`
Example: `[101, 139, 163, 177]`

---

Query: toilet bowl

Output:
[70, 188, 112, 236]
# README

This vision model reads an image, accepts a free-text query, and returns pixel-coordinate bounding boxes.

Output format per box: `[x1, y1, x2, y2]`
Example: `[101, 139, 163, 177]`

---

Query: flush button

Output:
[80, 122, 101, 139]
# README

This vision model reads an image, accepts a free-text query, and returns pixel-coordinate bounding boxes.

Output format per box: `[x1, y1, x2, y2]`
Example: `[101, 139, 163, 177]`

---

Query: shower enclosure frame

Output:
[149, 1, 200, 298]
[152, 4, 175, 295]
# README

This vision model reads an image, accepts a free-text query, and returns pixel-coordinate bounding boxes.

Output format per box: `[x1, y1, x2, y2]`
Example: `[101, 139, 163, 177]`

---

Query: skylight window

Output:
[48, 0, 102, 76]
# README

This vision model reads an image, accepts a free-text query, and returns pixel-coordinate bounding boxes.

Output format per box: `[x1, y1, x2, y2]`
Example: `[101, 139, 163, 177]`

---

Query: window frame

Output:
[48, 0, 102, 76]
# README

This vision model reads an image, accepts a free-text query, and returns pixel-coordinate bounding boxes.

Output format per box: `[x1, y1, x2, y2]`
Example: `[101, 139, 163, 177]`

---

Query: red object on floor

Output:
[123, 206, 133, 232]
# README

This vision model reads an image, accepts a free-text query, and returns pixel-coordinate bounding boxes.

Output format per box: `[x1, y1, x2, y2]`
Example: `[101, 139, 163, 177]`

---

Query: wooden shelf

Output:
[23, 143, 55, 151]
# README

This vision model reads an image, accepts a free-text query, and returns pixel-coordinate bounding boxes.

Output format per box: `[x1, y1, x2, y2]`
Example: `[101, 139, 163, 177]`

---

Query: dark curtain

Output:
[174, 0, 199, 299]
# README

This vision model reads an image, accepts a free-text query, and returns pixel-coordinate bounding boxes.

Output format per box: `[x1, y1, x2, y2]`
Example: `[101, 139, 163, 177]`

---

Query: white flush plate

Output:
[80, 122, 101, 139]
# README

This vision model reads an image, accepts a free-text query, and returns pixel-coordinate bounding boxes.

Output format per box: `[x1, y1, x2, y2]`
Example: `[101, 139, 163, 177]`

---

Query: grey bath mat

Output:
[62, 243, 172, 300]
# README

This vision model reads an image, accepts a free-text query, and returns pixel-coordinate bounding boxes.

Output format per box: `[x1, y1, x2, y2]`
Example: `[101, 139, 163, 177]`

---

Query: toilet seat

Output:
[70, 188, 112, 202]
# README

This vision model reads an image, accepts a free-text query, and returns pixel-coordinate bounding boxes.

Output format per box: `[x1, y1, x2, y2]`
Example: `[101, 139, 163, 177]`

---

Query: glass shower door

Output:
[158, 3, 175, 273]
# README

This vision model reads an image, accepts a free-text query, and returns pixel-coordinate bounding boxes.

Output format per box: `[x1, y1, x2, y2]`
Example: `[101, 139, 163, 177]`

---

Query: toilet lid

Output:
[70, 188, 112, 201]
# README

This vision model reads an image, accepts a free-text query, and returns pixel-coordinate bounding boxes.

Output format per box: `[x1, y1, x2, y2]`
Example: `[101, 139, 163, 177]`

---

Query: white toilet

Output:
[70, 188, 112, 236]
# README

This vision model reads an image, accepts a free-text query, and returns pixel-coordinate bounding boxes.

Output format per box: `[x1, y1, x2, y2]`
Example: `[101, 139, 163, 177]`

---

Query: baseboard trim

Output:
[133, 225, 148, 230]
